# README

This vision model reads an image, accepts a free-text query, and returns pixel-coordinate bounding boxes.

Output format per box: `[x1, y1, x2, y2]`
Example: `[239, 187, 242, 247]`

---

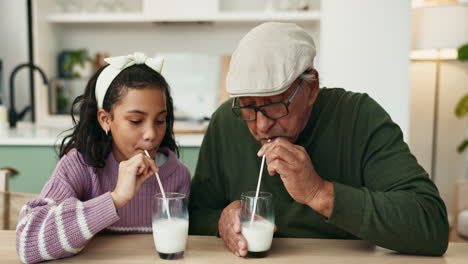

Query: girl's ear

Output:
[97, 109, 111, 132]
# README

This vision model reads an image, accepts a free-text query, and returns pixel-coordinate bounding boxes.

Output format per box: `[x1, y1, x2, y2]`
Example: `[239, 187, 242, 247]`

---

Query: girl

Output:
[15, 52, 191, 263]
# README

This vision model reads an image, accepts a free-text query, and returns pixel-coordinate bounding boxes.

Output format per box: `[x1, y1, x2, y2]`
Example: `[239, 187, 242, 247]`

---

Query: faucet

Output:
[8, 63, 48, 128]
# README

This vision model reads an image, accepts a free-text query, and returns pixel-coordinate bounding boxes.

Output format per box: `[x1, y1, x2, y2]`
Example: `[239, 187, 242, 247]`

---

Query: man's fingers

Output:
[225, 231, 243, 256]
[221, 219, 248, 257]
[233, 214, 242, 233]
[257, 139, 272, 157]
[267, 158, 294, 177]
[219, 201, 246, 257]
[231, 233, 248, 257]
[237, 235, 248, 257]
[266, 144, 297, 166]
[237, 235, 247, 250]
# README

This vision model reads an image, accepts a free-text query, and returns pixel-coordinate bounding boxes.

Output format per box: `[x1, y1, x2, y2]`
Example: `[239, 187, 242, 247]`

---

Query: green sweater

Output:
[189, 88, 449, 256]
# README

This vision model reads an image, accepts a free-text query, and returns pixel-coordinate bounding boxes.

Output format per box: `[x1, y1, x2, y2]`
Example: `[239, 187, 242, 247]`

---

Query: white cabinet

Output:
[144, 0, 219, 21]
[46, 0, 321, 23]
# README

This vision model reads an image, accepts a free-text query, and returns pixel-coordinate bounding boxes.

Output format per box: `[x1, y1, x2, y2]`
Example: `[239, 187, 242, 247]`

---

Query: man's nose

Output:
[256, 110, 275, 134]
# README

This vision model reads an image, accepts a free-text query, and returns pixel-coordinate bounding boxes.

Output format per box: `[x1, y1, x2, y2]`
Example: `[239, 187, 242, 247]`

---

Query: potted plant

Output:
[58, 49, 95, 79]
[454, 43, 468, 152]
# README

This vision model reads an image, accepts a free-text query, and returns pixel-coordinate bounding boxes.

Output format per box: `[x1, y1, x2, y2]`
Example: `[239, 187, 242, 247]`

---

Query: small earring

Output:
[105, 129, 109, 136]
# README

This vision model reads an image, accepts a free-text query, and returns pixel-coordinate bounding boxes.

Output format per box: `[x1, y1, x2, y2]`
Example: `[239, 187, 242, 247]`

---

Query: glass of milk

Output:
[240, 191, 275, 258]
[152, 192, 189, 260]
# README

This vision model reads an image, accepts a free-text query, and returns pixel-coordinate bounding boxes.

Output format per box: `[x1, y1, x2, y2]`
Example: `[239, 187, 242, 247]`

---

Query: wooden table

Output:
[0, 191, 37, 230]
[1, 230, 467, 263]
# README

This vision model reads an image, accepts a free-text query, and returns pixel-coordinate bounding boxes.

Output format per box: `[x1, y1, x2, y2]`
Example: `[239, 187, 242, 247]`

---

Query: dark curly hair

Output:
[58, 64, 179, 168]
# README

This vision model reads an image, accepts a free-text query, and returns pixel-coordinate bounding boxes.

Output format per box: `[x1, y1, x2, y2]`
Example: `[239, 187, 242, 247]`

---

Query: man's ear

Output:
[306, 69, 319, 106]
[97, 109, 111, 132]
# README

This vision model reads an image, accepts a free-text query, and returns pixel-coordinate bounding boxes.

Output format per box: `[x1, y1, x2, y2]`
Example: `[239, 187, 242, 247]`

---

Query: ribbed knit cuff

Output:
[83, 192, 120, 234]
[326, 182, 367, 236]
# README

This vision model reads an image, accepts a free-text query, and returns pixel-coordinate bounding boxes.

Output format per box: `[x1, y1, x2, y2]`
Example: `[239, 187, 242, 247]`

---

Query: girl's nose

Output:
[143, 125, 158, 142]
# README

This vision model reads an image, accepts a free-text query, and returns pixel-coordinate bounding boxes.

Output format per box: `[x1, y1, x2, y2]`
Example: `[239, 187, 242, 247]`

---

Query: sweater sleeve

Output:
[15, 151, 120, 264]
[326, 95, 449, 256]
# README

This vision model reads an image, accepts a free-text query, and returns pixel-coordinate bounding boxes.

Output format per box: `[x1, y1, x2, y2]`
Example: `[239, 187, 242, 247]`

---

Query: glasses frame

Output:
[231, 78, 305, 121]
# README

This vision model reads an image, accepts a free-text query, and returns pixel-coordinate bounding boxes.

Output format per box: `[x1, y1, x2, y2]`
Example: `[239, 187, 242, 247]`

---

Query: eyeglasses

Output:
[232, 78, 304, 121]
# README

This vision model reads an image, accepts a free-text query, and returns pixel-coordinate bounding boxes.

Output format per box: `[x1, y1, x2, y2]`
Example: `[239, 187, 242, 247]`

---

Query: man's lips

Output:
[260, 136, 292, 144]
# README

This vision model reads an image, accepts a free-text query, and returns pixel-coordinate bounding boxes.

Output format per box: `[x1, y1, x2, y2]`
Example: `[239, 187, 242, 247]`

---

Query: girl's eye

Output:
[130, 120, 142, 124]
[156, 119, 166, 124]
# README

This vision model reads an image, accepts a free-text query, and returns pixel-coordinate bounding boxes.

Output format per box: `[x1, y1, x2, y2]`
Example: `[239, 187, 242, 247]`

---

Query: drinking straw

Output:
[250, 139, 271, 225]
[144, 150, 171, 220]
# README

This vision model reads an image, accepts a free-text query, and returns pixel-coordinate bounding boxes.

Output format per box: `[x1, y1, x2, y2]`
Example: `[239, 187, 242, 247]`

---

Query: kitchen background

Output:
[0, 0, 467, 233]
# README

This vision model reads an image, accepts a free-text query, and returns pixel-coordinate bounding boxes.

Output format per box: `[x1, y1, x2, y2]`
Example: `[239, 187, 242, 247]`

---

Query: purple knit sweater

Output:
[15, 147, 191, 264]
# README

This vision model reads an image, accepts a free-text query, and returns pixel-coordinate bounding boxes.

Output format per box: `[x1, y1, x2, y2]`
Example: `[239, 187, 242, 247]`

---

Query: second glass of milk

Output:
[240, 191, 275, 258]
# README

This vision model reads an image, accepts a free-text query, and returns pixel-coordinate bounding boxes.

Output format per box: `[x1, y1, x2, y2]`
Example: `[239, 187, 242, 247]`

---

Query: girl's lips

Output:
[138, 147, 158, 157]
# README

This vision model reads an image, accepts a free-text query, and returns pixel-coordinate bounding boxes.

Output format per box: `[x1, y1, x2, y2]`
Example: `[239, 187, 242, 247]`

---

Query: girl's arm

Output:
[15, 152, 120, 264]
[16, 188, 119, 263]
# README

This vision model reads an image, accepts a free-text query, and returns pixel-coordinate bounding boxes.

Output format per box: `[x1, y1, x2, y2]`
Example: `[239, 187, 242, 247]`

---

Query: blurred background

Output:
[0, 0, 467, 239]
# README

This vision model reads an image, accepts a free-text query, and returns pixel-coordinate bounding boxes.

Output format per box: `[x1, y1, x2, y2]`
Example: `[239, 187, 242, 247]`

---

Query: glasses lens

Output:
[239, 108, 256, 121]
[261, 103, 288, 119]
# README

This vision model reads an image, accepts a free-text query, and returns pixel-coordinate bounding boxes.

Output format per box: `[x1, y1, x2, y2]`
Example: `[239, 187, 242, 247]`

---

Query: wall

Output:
[320, 0, 411, 139]
[410, 60, 468, 214]
[0, 0, 30, 120]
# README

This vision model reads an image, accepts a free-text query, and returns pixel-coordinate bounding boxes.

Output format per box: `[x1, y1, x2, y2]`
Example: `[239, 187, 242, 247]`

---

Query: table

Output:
[1, 230, 467, 263]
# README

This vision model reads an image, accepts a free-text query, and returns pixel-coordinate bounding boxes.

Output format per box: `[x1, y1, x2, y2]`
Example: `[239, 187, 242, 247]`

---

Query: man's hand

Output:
[258, 138, 334, 217]
[218, 201, 248, 257]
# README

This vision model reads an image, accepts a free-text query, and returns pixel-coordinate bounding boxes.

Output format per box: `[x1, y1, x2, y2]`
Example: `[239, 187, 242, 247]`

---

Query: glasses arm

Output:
[287, 78, 304, 104]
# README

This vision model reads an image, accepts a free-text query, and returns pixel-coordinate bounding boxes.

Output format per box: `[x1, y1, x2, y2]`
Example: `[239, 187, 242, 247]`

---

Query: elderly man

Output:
[189, 22, 448, 257]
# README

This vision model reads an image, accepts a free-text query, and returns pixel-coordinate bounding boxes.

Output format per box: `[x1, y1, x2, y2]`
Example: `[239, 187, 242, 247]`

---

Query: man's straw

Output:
[250, 139, 270, 225]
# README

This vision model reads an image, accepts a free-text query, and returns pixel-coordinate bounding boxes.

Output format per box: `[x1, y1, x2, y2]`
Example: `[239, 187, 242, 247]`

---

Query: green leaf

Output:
[455, 94, 468, 117]
[459, 44, 468, 61]
[457, 139, 468, 153]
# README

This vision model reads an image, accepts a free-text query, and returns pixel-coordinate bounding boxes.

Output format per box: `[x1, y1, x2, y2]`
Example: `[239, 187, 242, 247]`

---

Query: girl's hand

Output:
[111, 153, 158, 209]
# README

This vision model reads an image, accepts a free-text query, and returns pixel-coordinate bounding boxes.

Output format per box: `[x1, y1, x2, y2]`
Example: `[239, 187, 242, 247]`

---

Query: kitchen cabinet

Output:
[31, 0, 322, 127]
[47, 0, 320, 23]
[0, 123, 203, 193]
[0, 145, 200, 194]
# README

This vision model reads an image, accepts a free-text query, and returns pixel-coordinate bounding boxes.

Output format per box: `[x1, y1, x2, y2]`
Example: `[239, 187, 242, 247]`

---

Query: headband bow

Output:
[95, 52, 164, 109]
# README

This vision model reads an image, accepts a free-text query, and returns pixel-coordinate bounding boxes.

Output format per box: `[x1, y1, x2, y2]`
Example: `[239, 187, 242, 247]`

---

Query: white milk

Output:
[152, 218, 189, 254]
[241, 220, 274, 252]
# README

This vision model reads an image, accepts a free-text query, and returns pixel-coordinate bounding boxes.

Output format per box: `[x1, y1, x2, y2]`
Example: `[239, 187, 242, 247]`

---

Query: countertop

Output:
[0, 121, 205, 147]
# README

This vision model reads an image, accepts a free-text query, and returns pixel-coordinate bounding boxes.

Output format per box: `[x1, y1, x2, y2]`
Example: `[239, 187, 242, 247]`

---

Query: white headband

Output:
[95, 52, 164, 109]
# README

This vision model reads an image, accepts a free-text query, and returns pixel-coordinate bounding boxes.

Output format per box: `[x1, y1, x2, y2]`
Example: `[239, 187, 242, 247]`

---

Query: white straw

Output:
[144, 150, 171, 220]
[250, 139, 270, 225]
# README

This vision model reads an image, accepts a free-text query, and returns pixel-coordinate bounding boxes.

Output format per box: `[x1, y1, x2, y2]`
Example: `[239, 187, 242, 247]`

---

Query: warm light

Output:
[412, 4, 468, 50]
[410, 49, 459, 60]
[412, 0, 460, 8]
